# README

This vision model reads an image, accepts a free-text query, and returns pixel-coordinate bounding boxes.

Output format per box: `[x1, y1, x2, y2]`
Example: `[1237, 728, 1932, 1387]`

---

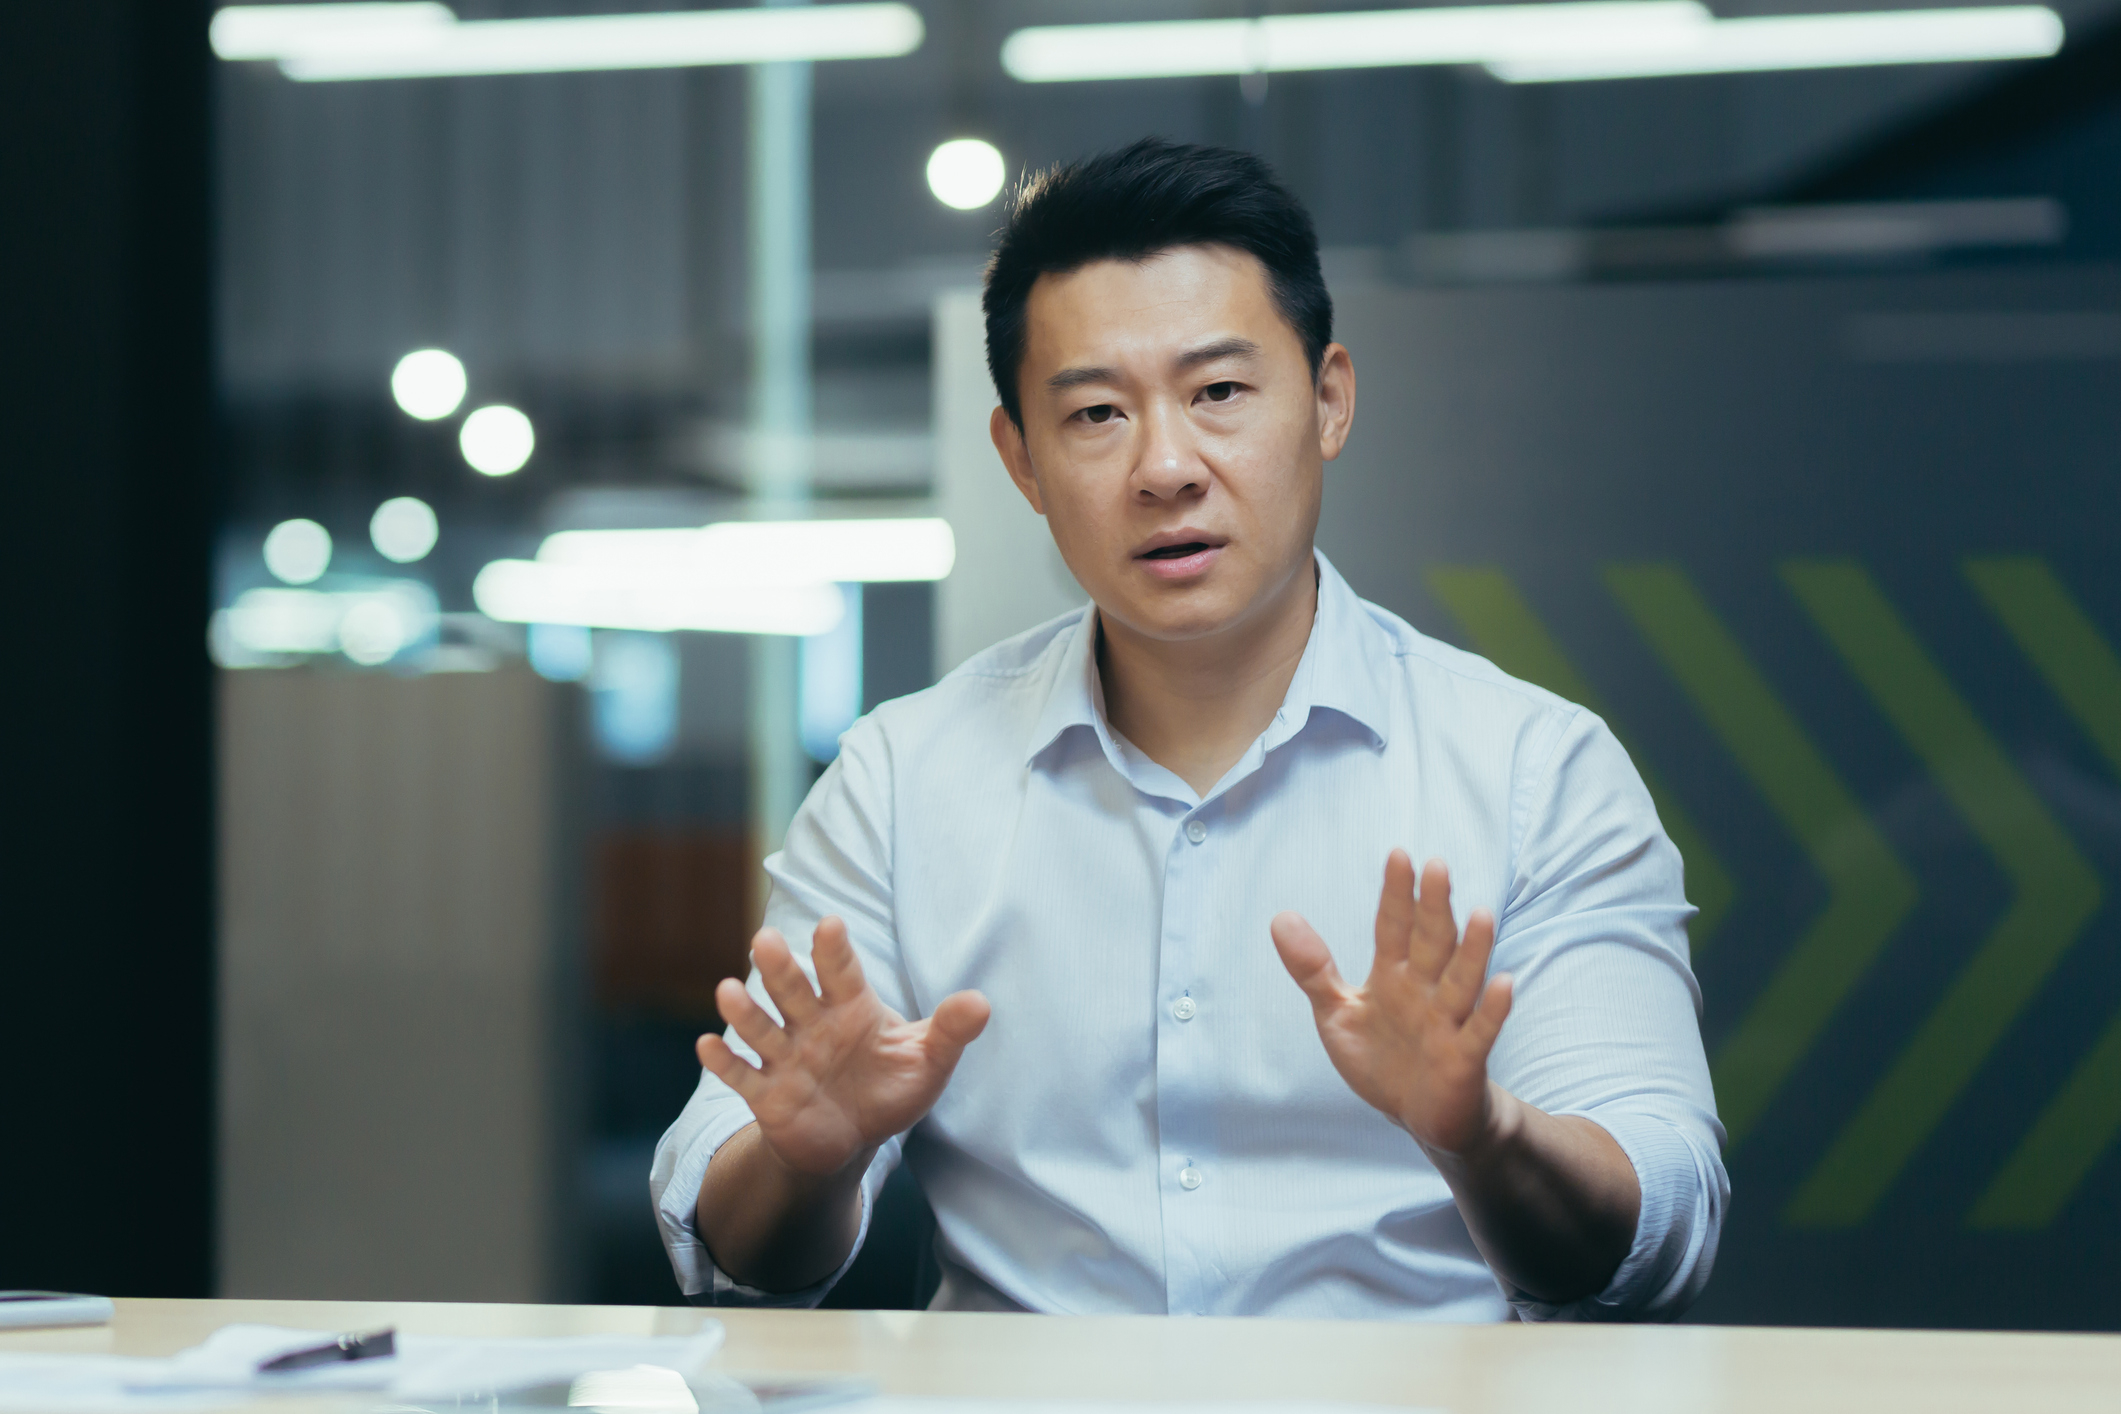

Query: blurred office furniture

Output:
[0, 2, 213, 1297]
[219, 668, 575, 1301]
[14, 1295, 2121, 1411]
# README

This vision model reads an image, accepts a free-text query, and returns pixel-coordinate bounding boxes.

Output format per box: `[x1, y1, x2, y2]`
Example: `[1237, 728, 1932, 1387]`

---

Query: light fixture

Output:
[536, 517, 956, 585]
[999, 2, 1709, 81]
[473, 561, 847, 636]
[263, 518, 333, 584]
[370, 495, 440, 562]
[210, 2, 453, 60]
[1490, 6, 2062, 81]
[478, 519, 953, 636]
[215, 582, 437, 664]
[927, 139, 1007, 210]
[460, 405, 534, 476]
[997, 2, 2062, 82]
[391, 348, 467, 420]
[211, 3, 924, 81]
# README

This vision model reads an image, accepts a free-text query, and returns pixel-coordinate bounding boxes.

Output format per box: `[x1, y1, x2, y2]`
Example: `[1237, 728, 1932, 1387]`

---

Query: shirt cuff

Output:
[1505, 1107, 1723, 1323]
[650, 1101, 900, 1307]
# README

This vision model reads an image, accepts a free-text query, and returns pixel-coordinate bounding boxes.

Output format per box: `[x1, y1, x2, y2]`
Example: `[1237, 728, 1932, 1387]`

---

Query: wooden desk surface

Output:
[4, 1298, 2118, 1414]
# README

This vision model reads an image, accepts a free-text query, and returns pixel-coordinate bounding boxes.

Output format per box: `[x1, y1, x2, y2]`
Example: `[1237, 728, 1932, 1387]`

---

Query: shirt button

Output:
[1172, 996, 1198, 1022]
[1178, 1165, 1204, 1191]
[1184, 820, 1207, 845]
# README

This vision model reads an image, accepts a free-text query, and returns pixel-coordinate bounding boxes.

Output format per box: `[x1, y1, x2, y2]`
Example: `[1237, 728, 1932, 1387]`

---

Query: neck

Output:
[1098, 556, 1320, 797]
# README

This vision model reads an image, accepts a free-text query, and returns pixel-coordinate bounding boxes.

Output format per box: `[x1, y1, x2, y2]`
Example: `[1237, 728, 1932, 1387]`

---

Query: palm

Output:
[697, 917, 989, 1177]
[1272, 851, 1512, 1155]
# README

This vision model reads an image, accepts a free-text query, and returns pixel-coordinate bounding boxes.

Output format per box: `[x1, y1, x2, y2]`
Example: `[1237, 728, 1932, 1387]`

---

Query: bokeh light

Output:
[370, 496, 439, 563]
[390, 348, 467, 421]
[926, 138, 1006, 210]
[262, 518, 332, 584]
[459, 404, 535, 476]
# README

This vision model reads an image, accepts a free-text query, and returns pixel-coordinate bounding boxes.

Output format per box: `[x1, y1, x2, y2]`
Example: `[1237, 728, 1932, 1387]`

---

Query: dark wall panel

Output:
[1319, 265, 2121, 1328]
[0, 4, 213, 1295]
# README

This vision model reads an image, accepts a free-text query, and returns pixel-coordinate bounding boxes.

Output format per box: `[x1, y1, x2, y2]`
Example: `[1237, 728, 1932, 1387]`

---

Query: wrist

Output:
[750, 1126, 879, 1193]
[1417, 1082, 1523, 1172]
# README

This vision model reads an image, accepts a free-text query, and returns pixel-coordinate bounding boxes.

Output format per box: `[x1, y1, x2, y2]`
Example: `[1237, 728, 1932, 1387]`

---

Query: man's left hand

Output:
[1271, 850, 1512, 1156]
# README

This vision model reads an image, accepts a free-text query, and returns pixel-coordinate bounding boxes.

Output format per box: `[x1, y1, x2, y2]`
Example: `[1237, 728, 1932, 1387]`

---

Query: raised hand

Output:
[697, 916, 991, 1178]
[1271, 850, 1512, 1156]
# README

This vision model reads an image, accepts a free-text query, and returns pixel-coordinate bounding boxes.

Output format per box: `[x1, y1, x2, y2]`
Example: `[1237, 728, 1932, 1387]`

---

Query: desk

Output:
[5, 1299, 2119, 1414]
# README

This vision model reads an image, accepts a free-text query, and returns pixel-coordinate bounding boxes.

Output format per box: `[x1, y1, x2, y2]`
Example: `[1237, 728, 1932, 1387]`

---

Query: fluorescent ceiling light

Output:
[1000, 3, 1711, 81]
[537, 518, 957, 586]
[212, 3, 924, 81]
[998, 2, 2062, 83]
[210, 3, 452, 60]
[477, 518, 951, 636]
[1490, 5, 2062, 81]
[473, 561, 848, 636]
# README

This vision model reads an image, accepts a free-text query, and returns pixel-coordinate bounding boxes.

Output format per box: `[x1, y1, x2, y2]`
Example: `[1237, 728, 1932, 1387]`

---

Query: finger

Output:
[715, 975, 794, 1065]
[810, 915, 867, 1007]
[751, 928, 822, 1027]
[1371, 848, 1417, 969]
[1271, 910, 1351, 1015]
[921, 990, 993, 1063]
[1408, 858, 1459, 980]
[1459, 972, 1514, 1062]
[1434, 907, 1499, 1023]
[696, 1031, 767, 1103]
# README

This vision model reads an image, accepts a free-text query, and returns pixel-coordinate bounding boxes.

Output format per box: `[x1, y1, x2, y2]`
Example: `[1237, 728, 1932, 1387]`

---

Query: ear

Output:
[1314, 343, 1356, 463]
[990, 404, 1046, 516]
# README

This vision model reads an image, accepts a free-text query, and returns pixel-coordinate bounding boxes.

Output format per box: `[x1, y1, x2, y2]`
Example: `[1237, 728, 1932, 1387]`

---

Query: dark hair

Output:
[982, 137, 1333, 428]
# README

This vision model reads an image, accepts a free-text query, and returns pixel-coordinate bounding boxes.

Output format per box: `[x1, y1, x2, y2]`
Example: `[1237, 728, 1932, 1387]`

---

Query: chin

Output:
[1108, 584, 1246, 643]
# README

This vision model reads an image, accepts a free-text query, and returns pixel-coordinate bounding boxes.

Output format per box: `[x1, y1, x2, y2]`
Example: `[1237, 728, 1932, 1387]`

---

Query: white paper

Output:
[0, 1320, 725, 1411]
[860, 1403, 1444, 1414]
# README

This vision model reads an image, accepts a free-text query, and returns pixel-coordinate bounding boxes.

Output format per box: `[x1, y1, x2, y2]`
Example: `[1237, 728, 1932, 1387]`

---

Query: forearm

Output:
[697, 1122, 874, 1292]
[1425, 1083, 1640, 1304]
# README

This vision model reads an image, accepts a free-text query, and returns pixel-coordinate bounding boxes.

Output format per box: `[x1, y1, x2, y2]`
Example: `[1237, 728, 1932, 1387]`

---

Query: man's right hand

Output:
[697, 915, 991, 1179]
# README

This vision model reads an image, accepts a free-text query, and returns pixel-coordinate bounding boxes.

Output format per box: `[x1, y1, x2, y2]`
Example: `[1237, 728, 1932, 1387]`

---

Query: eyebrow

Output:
[1044, 337, 1263, 394]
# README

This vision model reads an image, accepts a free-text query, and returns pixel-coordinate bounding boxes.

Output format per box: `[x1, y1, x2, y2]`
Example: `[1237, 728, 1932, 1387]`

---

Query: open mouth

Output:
[1140, 541, 1213, 561]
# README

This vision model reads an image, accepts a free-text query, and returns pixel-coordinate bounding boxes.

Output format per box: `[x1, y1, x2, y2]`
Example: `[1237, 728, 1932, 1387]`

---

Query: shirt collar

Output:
[1271, 550, 1392, 754]
[1023, 550, 1390, 770]
[1024, 607, 1105, 767]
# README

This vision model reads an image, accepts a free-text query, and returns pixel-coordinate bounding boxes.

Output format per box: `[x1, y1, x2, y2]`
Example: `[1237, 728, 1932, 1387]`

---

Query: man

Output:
[653, 138, 1725, 1320]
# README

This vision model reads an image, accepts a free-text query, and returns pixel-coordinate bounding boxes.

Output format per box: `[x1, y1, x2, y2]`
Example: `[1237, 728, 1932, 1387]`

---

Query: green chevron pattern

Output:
[1425, 567, 1736, 948]
[1964, 557, 2121, 1228]
[1604, 564, 1917, 1146]
[1783, 561, 2102, 1227]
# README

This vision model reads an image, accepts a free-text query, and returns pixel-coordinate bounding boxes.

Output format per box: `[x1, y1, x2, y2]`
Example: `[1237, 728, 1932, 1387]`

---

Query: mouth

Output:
[1132, 531, 1227, 580]
[1141, 541, 1213, 561]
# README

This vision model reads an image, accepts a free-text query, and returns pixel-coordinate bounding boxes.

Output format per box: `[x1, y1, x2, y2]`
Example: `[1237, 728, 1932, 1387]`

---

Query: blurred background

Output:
[7, 0, 2121, 1329]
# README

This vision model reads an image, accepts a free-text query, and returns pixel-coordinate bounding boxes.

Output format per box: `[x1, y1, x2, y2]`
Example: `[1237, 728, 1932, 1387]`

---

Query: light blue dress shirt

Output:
[653, 553, 1727, 1320]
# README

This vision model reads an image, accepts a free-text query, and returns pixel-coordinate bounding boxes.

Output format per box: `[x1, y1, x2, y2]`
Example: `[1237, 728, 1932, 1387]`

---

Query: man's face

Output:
[990, 244, 1355, 647]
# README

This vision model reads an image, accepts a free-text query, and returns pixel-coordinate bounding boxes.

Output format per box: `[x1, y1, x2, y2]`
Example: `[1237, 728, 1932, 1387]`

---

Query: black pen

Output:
[257, 1328, 398, 1373]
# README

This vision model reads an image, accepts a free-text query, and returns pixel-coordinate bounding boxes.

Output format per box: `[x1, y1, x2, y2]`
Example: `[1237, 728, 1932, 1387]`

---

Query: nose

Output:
[1131, 403, 1206, 504]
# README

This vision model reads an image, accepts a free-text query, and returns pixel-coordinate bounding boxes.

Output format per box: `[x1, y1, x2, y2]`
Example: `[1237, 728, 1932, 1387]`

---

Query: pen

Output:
[258, 1328, 397, 1373]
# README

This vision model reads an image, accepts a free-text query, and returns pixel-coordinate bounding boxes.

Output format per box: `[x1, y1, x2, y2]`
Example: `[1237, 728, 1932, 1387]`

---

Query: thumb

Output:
[1271, 910, 1348, 1012]
[923, 989, 992, 1060]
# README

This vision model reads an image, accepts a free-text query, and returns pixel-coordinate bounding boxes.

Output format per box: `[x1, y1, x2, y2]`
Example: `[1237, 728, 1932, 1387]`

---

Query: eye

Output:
[1201, 381, 1238, 403]
[1080, 404, 1117, 424]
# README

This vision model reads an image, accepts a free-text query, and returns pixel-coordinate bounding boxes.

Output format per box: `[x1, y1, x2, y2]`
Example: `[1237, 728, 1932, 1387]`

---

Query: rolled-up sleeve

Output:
[1486, 706, 1729, 1322]
[649, 716, 912, 1304]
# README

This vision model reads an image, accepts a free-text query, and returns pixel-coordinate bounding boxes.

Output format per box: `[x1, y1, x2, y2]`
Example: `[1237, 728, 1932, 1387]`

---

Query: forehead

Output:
[1020, 244, 1301, 373]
